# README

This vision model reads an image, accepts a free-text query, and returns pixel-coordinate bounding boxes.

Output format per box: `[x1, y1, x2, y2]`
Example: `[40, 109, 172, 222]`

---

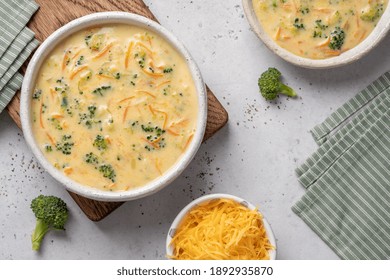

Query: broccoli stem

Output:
[279, 83, 297, 98]
[31, 219, 49, 251]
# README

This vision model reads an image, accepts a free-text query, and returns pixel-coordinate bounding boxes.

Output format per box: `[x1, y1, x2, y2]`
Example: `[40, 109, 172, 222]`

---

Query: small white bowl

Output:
[242, 0, 390, 69]
[166, 193, 277, 260]
[20, 12, 207, 202]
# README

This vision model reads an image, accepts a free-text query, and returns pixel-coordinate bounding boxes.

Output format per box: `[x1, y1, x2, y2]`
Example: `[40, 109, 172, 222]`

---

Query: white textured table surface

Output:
[1, 0, 389, 260]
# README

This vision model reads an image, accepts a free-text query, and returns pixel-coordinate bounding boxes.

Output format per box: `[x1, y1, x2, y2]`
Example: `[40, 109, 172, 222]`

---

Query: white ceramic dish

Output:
[20, 12, 207, 202]
[166, 193, 277, 260]
[242, 0, 390, 69]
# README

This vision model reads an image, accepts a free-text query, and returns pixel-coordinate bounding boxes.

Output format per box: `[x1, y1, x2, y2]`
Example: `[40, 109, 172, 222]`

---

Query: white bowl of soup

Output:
[166, 193, 277, 260]
[243, 0, 390, 68]
[21, 12, 207, 201]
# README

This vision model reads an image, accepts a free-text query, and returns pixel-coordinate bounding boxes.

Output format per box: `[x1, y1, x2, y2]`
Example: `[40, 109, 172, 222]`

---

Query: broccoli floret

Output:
[293, 18, 305, 30]
[361, 4, 384, 22]
[98, 164, 116, 182]
[55, 135, 74, 155]
[329, 27, 345, 50]
[85, 152, 99, 164]
[92, 85, 111, 96]
[76, 55, 84, 66]
[258, 68, 297, 101]
[44, 144, 53, 152]
[86, 33, 105, 51]
[32, 89, 42, 100]
[30, 195, 68, 251]
[93, 135, 109, 151]
[315, 19, 328, 30]
[163, 67, 173, 73]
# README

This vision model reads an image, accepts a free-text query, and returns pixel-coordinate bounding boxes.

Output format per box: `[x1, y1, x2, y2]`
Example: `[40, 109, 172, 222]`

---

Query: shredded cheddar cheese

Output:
[169, 198, 274, 260]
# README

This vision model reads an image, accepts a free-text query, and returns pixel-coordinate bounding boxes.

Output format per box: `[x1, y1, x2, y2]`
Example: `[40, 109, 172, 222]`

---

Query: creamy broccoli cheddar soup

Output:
[253, 0, 388, 59]
[31, 25, 198, 192]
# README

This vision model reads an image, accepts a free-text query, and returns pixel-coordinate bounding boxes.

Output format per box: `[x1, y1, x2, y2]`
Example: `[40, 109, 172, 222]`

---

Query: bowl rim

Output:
[166, 193, 277, 260]
[242, 0, 390, 69]
[20, 12, 208, 202]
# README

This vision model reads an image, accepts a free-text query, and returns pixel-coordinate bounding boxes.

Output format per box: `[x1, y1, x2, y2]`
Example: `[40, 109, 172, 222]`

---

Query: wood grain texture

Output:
[7, 0, 228, 221]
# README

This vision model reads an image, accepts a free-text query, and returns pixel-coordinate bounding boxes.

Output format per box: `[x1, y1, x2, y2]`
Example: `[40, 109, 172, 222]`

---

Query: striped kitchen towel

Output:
[293, 72, 390, 260]
[0, 0, 39, 113]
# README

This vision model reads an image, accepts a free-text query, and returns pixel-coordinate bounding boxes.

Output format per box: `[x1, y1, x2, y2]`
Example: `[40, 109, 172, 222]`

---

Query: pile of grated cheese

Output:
[169, 198, 274, 260]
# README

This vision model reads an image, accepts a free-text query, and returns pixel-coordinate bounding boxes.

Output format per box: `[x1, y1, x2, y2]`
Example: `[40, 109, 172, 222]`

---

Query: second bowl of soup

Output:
[21, 12, 207, 201]
[243, 0, 390, 68]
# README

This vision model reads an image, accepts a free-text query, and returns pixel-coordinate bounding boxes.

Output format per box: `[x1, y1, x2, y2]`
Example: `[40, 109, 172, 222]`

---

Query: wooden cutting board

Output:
[7, 0, 228, 221]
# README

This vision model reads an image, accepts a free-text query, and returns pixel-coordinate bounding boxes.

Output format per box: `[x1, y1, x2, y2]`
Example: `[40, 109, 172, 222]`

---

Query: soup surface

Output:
[31, 25, 198, 192]
[253, 0, 388, 59]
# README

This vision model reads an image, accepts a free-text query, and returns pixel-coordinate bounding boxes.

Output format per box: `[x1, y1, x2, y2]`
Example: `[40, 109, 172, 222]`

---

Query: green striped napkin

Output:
[0, 0, 39, 113]
[0, 28, 35, 76]
[293, 72, 390, 260]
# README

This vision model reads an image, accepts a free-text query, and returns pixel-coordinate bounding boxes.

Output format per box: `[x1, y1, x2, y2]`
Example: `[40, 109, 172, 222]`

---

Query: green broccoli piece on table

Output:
[258, 68, 297, 101]
[329, 27, 345, 50]
[30, 195, 69, 251]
